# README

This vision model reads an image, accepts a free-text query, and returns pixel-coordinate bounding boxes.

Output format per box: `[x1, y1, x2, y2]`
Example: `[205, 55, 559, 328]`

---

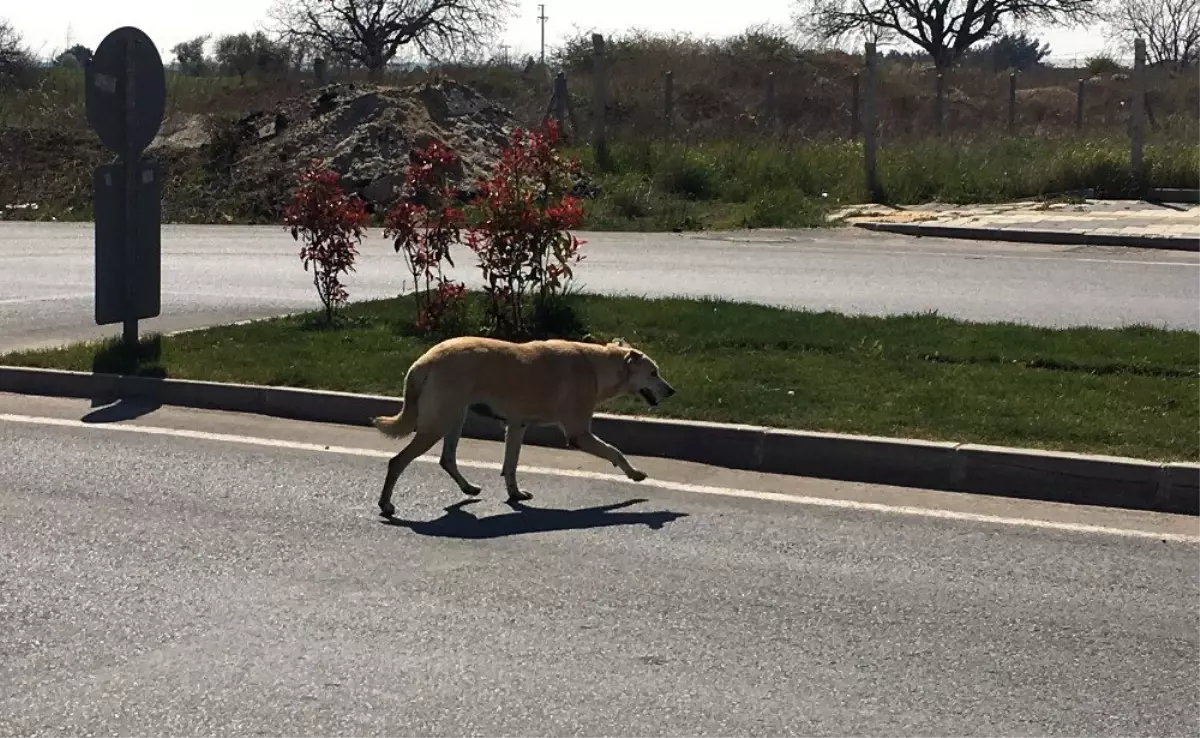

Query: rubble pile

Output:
[152, 78, 519, 213]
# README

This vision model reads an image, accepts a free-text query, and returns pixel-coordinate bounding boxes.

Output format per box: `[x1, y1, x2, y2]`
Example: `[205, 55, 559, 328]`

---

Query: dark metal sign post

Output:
[85, 26, 166, 348]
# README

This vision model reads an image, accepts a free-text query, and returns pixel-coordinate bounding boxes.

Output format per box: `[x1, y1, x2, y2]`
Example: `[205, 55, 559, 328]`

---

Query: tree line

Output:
[795, 0, 1198, 70]
[1, 0, 1196, 91]
[0, 0, 515, 86]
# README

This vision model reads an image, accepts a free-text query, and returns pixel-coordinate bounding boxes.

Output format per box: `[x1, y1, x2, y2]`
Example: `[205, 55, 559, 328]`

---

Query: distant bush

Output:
[1085, 55, 1123, 75]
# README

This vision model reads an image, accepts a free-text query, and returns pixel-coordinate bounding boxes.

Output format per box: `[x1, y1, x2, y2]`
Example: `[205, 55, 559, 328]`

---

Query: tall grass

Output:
[567, 134, 1200, 231]
[0, 66, 307, 129]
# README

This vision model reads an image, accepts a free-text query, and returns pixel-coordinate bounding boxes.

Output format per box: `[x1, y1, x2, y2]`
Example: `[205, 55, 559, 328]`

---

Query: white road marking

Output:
[2, 411, 1196, 544]
[0, 294, 92, 306]
[789, 246, 1199, 268]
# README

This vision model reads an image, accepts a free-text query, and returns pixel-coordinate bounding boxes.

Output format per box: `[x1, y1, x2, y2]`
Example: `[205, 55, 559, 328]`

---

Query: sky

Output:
[7, 0, 1119, 67]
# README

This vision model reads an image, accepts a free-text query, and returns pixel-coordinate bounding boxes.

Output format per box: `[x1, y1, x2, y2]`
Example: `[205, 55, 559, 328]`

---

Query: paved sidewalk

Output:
[831, 199, 1200, 251]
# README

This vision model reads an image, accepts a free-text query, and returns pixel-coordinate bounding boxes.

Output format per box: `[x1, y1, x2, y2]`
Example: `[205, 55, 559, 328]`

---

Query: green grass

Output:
[4, 294, 1197, 461]
[566, 135, 1200, 231]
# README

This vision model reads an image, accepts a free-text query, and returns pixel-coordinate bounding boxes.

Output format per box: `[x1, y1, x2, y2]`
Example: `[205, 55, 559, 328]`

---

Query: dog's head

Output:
[620, 346, 676, 407]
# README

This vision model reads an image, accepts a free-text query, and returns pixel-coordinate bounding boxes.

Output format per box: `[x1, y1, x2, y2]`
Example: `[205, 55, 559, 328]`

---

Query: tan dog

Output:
[370, 335, 676, 517]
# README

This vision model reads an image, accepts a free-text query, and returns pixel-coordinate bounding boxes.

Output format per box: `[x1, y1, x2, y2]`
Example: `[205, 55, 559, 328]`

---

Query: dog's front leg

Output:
[570, 431, 648, 482]
[502, 421, 531, 502]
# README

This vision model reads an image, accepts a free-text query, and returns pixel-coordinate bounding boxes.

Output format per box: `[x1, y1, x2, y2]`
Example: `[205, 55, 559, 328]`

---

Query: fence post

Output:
[934, 72, 945, 136]
[1131, 37, 1145, 188]
[1075, 78, 1085, 131]
[553, 71, 569, 136]
[1007, 71, 1017, 134]
[664, 69, 674, 134]
[864, 43, 879, 200]
[765, 71, 776, 125]
[591, 33, 609, 166]
[850, 72, 860, 138]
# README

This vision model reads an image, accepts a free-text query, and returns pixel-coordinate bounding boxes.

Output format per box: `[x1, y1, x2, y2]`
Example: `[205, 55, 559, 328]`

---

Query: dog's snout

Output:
[664, 383, 676, 397]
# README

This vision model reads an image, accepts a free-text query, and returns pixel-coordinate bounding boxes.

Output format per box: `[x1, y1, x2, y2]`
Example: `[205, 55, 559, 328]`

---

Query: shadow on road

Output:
[78, 333, 168, 423]
[81, 397, 163, 424]
[381, 497, 689, 539]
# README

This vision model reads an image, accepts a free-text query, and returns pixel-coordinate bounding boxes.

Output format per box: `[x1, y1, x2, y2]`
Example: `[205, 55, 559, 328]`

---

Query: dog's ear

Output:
[624, 349, 644, 367]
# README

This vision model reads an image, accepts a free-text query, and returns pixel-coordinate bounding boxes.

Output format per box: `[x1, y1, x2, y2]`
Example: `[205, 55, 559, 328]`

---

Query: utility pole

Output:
[537, 3, 548, 66]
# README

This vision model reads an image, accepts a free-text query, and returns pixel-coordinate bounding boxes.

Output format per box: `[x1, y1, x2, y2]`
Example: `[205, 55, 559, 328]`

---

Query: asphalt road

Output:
[1, 222, 1196, 353]
[2, 393, 1197, 737]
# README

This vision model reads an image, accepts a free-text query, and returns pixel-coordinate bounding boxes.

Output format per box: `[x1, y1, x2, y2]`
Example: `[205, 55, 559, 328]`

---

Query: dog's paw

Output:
[379, 501, 396, 518]
[627, 469, 648, 483]
[506, 489, 533, 502]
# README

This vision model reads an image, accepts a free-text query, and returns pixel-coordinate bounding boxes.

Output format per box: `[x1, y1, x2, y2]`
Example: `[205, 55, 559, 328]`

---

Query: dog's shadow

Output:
[381, 497, 688, 539]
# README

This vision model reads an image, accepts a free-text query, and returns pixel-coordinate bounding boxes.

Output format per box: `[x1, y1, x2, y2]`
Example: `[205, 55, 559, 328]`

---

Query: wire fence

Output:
[528, 37, 1196, 147]
[2, 34, 1194, 153]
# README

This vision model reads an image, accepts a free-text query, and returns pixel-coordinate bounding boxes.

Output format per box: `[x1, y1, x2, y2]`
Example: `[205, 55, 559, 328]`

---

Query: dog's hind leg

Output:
[569, 430, 648, 483]
[378, 430, 442, 517]
[501, 421, 531, 502]
[439, 408, 482, 497]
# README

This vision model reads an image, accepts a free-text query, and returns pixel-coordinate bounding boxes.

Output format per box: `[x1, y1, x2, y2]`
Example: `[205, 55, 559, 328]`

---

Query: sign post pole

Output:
[122, 32, 140, 348]
[84, 26, 166, 352]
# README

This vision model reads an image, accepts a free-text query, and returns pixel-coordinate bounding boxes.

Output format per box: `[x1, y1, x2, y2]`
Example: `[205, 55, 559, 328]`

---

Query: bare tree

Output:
[267, 0, 516, 78]
[794, 0, 1100, 69]
[1104, 0, 1200, 68]
[0, 18, 34, 82]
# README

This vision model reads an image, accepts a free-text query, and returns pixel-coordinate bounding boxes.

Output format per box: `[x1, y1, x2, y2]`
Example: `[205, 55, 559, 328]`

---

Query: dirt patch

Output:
[151, 78, 519, 221]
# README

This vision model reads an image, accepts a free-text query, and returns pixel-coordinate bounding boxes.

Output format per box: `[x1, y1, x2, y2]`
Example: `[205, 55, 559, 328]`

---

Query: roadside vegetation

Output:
[568, 134, 1199, 231]
[5, 293, 1196, 462]
[1, 24, 1196, 230]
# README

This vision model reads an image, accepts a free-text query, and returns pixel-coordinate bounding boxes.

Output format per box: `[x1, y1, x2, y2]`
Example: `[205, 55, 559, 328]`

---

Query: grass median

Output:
[3, 294, 1196, 462]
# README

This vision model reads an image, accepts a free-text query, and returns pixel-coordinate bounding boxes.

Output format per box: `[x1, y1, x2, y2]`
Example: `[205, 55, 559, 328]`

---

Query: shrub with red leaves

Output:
[464, 120, 586, 338]
[383, 140, 468, 334]
[283, 162, 369, 324]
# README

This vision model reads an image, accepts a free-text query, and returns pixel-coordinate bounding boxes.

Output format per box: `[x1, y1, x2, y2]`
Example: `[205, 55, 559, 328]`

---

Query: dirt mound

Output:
[157, 78, 518, 218]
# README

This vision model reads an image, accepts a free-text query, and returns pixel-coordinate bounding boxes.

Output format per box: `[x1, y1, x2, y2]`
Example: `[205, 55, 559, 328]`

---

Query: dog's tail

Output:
[371, 363, 429, 439]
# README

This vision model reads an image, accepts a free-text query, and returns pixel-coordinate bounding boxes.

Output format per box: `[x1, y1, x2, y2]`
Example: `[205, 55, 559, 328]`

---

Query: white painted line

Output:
[764, 242, 1199, 267]
[0, 294, 92, 306]
[2, 411, 1196, 544]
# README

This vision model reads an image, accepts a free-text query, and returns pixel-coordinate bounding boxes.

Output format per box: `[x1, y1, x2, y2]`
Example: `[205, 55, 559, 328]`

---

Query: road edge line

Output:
[0, 365, 1196, 516]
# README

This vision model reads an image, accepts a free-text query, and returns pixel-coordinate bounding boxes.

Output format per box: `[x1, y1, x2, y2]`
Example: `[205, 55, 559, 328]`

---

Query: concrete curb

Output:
[1148, 188, 1200, 205]
[1, 365, 1196, 517]
[853, 221, 1200, 252]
